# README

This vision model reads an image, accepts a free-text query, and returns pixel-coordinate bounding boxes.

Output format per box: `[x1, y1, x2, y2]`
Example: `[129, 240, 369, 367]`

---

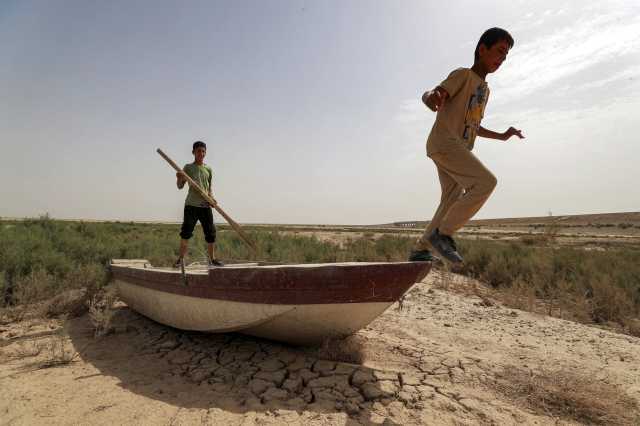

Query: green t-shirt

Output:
[183, 163, 213, 207]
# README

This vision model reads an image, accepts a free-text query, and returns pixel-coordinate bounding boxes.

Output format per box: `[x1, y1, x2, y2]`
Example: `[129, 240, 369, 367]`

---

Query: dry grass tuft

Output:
[35, 333, 78, 369]
[0, 305, 29, 325]
[10, 268, 57, 307]
[3, 340, 45, 362]
[494, 366, 639, 425]
[431, 268, 497, 304]
[499, 278, 537, 313]
[623, 318, 640, 338]
[88, 286, 118, 338]
[14, 331, 80, 371]
[42, 288, 89, 318]
[318, 335, 366, 365]
[543, 219, 561, 242]
[519, 234, 553, 246]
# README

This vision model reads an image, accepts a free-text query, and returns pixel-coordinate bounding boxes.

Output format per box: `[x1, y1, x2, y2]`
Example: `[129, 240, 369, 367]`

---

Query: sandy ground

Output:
[2, 271, 640, 425]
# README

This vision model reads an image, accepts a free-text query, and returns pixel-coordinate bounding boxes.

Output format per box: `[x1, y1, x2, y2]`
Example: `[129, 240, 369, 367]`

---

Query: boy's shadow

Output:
[66, 306, 408, 424]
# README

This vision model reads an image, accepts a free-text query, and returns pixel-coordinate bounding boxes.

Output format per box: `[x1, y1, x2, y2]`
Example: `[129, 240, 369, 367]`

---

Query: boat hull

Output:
[116, 280, 392, 345]
[111, 260, 430, 345]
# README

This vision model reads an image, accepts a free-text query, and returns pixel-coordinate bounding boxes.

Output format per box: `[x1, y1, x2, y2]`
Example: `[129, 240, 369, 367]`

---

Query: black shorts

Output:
[180, 205, 216, 243]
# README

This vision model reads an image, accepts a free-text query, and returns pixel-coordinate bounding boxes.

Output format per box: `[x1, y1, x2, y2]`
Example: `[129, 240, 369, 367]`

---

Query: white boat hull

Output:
[116, 280, 391, 345]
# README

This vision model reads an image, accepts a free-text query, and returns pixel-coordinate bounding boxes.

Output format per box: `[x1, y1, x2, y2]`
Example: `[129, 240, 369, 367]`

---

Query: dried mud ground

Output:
[2, 271, 640, 425]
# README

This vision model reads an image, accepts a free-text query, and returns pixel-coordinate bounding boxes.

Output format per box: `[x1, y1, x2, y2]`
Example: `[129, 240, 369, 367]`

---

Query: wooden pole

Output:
[157, 148, 257, 255]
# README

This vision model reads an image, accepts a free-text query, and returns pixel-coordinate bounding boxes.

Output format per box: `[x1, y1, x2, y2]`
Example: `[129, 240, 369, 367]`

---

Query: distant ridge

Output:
[379, 212, 640, 229]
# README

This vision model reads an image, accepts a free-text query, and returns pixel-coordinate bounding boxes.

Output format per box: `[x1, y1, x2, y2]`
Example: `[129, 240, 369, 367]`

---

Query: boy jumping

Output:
[410, 28, 524, 264]
[175, 141, 224, 267]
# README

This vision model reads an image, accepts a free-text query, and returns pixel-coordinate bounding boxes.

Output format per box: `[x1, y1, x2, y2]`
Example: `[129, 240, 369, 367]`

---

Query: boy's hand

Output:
[423, 87, 449, 112]
[503, 127, 525, 140]
[176, 171, 187, 189]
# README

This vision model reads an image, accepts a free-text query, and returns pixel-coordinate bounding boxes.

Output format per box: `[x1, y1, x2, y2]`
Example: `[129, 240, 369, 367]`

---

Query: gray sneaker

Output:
[428, 229, 464, 264]
[208, 258, 225, 267]
[173, 257, 184, 269]
[408, 249, 435, 262]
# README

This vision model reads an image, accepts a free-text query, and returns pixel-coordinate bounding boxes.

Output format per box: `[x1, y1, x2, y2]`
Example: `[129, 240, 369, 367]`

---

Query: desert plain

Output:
[1, 212, 639, 425]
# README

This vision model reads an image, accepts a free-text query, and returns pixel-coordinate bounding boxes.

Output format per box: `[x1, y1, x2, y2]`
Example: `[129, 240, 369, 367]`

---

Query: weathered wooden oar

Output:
[157, 148, 257, 255]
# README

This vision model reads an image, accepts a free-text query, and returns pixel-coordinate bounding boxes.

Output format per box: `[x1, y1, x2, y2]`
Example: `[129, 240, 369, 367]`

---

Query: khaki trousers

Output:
[417, 141, 497, 250]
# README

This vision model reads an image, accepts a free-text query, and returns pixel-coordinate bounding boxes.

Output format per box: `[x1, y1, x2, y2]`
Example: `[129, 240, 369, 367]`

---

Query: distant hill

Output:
[385, 212, 640, 229]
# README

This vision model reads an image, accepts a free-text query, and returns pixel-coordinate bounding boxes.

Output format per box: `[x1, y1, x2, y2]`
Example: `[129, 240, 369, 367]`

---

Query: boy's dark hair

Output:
[474, 28, 514, 61]
[192, 141, 206, 151]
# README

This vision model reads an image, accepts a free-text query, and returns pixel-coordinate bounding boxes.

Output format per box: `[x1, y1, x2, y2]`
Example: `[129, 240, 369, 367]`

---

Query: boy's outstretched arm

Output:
[478, 125, 524, 141]
[422, 86, 449, 112]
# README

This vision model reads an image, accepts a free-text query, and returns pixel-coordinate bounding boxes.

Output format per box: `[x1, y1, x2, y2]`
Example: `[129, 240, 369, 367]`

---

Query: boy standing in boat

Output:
[175, 141, 224, 267]
[409, 28, 524, 264]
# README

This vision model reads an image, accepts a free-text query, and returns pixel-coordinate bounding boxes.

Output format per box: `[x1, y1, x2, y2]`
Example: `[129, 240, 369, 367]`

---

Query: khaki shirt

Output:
[426, 68, 489, 155]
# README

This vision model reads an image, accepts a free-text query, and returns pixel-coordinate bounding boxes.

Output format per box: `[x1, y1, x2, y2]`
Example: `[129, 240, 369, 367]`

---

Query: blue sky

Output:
[1, 0, 639, 224]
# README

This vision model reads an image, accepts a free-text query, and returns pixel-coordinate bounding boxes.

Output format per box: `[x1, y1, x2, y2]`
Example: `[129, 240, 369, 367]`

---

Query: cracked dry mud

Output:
[2, 271, 640, 425]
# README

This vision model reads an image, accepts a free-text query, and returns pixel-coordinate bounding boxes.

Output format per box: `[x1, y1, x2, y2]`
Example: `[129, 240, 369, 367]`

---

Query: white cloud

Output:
[566, 64, 640, 92]
[494, 6, 640, 104]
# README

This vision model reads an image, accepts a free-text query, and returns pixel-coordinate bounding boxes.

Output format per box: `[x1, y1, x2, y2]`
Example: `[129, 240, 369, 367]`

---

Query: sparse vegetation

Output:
[519, 233, 552, 246]
[41, 288, 90, 318]
[458, 239, 640, 332]
[34, 333, 79, 369]
[5, 329, 81, 370]
[7, 340, 45, 360]
[1, 216, 639, 336]
[88, 286, 118, 337]
[0, 305, 29, 325]
[494, 366, 639, 425]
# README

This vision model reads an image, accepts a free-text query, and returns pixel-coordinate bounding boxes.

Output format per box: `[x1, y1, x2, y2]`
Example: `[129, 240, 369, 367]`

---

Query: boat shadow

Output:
[66, 305, 407, 424]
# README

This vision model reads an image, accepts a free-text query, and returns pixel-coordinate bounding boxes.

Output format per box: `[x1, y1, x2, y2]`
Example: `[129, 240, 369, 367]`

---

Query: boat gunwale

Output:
[111, 261, 431, 305]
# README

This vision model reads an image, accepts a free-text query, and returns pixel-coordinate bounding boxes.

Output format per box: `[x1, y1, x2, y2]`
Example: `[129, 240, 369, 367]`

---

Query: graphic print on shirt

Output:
[462, 83, 488, 141]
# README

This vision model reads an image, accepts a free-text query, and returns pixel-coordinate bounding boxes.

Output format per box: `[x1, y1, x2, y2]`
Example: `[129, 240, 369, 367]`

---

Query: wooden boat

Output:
[110, 259, 431, 345]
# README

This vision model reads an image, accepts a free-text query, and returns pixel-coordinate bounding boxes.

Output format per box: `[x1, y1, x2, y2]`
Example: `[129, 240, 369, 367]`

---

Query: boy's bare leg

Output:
[179, 239, 188, 260]
[207, 243, 215, 261]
